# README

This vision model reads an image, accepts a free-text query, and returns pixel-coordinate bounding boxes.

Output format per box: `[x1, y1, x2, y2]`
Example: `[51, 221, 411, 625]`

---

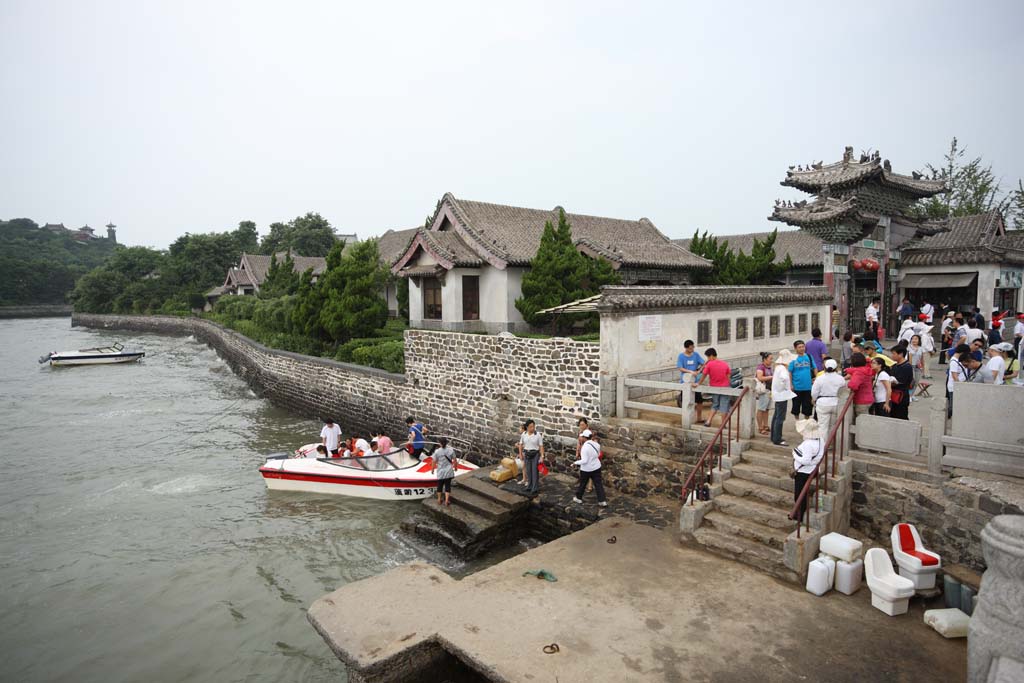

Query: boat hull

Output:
[50, 352, 145, 366]
[259, 453, 478, 500]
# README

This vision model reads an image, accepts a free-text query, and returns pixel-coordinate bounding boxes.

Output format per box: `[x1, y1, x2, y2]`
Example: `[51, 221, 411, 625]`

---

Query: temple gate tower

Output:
[769, 146, 947, 336]
[106, 222, 117, 243]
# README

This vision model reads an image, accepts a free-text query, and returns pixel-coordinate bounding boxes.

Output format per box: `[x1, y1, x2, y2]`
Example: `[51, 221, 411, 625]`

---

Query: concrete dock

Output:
[309, 518, 965, 682]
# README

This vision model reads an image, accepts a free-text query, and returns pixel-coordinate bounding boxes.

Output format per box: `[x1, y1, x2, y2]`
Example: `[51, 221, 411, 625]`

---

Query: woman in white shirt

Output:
[791, 418, 825, 520]
[571, 430, 607, 506]
[811, 359, 846, 440]
[870, 357, 892, 416]
[982, 345, 1008, 385]
[771, 349, 798, 447]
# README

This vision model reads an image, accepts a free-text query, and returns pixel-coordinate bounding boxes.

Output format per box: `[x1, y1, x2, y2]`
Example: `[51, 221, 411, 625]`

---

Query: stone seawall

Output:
[0, 304, 72, 318]
[72, 313, 602, 470]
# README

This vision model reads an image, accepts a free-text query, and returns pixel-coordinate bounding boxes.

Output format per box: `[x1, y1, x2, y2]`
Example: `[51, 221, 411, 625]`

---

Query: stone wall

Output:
[72, 313, 601, 465]
[851, 460, 1024, 572]
[0, 304, 72, 318]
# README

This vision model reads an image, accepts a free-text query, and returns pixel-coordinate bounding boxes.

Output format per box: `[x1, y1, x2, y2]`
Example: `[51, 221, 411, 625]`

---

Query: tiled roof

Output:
[901, 211, 1024, 266]
[241, 252, 327, 285]
[376, 228, 418, 266]
[781, 148, 946, 197]
[676, 229, 824, 267]
[205, 285, 230, 297]
[419, 229, 484, 267]
[596, 285, 831, 312]
[440, 194, 711, 270]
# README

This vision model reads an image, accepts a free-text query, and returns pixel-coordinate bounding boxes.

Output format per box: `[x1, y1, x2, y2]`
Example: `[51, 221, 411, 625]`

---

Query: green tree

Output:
[233, 220, 259, 254]
[318, 239, 388, 342]
[70, 269, 129, 313]
[259, 252, 301, 299]
[259, 212, 338, 256]
[688, 229, 791, 285]
[291, 268, 327, 340]
[395, 275, 409, 321]
[913, 137, 1012, 220]
[515, 210, 620, 333]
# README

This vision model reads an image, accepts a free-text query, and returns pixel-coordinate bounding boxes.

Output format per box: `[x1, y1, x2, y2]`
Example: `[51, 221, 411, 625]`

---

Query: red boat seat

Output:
[897, 524, 939, 566]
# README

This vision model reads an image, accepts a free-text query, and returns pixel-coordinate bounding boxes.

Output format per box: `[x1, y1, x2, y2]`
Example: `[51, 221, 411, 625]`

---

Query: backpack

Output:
[729, 367, 743, 389]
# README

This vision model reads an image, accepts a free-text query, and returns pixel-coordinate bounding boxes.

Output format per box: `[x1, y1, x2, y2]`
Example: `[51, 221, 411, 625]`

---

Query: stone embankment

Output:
[0, 304, 72, 318]
[72, 313, 706, 499]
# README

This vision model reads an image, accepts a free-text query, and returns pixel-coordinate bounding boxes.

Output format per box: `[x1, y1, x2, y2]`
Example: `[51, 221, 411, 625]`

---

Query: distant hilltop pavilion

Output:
[40, 221, 117, 243]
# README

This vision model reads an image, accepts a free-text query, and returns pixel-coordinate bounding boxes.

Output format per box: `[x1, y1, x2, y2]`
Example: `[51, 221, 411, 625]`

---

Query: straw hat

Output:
[795, 418, 823, 439]
[775, 349, 797, 365]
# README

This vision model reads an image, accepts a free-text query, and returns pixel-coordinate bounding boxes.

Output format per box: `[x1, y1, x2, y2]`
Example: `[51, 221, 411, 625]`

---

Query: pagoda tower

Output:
[769, 146, 947, 336]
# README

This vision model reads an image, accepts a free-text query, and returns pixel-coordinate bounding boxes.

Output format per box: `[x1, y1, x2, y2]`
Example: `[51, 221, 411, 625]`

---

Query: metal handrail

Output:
[681, 387, 749, 504]
[788, 392, 856, 537]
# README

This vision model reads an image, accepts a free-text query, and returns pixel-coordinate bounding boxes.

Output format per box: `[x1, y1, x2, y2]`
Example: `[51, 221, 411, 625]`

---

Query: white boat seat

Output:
[865, 548, 916, 616]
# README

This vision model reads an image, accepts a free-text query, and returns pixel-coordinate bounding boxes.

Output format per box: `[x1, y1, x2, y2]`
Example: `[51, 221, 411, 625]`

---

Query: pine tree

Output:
[318, 239, 388, 342]
[515, 209, 620, 333]
[260, 252, 300, 299]
[688, 229, 789, 285]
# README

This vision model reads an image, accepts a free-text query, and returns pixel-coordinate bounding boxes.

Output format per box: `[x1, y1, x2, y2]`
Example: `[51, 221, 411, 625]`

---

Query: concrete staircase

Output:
[681, 441, 853, 584]
[399, 469, 530, 559]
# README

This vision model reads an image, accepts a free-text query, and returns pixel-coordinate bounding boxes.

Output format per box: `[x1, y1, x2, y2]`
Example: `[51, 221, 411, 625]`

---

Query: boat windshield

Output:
[319, 447, 423, 471]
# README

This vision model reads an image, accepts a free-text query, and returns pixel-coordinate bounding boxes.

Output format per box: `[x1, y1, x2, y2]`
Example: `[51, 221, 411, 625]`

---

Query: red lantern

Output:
[862, 258, 880, 272]
[850, 259, 862, 271]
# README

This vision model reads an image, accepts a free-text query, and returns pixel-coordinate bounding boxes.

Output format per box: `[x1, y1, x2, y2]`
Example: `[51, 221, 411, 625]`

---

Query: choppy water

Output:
[0, 318, 425, 682]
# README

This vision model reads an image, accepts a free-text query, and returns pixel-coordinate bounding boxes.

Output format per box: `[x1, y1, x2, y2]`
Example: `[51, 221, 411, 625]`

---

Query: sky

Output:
[2, 0, 1022, 249]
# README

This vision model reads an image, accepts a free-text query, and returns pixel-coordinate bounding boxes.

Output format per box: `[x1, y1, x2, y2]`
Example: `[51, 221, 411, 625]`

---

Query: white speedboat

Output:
[259, 444, 479, 500]
[40, 342, 145, 366]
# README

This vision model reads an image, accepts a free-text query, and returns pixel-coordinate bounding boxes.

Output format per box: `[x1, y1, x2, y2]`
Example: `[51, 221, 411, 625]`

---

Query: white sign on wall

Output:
[638, 315, 663, 342]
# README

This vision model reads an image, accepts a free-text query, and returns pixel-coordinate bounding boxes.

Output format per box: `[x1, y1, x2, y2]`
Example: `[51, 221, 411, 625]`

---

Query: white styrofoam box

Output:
[924, 608, 970, 638]
[806, 557, 835, 596]
[819, 532, 864, 563]
[835, 559, 863, 595]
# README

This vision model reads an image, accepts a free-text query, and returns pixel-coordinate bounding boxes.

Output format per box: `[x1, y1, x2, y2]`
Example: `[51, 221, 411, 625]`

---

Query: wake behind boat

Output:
[259, 443, 478, 500]
[39, 342, 145, 366]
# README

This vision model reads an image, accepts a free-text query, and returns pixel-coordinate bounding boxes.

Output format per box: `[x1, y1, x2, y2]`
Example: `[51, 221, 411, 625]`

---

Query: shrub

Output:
[351, 339, 405, 373]
[334, 335, 400, 362]
[252, 295, 297, 335]
[213, 296, 258, 323]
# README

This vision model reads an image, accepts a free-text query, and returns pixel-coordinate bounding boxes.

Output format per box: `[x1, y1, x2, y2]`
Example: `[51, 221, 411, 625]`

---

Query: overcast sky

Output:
[2, 1, 1022, 249]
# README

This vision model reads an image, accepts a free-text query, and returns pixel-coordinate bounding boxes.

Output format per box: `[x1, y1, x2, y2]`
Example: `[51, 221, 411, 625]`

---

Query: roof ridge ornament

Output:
[842, 145, 853, 165]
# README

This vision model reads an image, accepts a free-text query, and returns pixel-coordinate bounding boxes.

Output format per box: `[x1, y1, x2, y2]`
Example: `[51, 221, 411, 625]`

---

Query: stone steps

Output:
[449, 484, 522, 523]
[712, 495, 794, 530]
[701, 511, 789, 550]
[739, 449, 793, 473]
[459, 472, 534, 509]
[721, 477, 795, 508]
[689, 527, 799, 584]
[423, 497, 496, 540]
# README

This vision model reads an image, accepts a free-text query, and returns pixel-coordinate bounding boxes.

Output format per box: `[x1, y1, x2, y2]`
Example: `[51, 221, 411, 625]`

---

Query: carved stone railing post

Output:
[968, 515, 1024, 682]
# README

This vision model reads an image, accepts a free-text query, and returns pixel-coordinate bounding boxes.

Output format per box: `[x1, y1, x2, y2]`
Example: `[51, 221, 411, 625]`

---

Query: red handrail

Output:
[682, 387, 749, 504]
[789, 392, 855, 537]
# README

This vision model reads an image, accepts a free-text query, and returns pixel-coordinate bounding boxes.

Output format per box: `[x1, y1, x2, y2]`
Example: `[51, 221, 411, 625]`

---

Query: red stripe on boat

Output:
[259, 468, 443, 487]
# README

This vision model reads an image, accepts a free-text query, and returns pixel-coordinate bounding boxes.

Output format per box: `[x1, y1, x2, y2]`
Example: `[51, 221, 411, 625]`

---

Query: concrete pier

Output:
[309, 518, 965, 682]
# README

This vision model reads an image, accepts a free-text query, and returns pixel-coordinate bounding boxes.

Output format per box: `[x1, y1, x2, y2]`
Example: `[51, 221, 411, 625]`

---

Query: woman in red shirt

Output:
[845, 353, 875, 419]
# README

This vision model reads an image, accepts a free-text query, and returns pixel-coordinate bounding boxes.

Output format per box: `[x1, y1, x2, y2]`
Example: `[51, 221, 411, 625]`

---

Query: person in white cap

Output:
[811, 358, 845, 439]
[791, 418, 825, 520]
[770, 349, 798, 446]
[982, 343, 1011, 385]
[571, 429, 607, 506]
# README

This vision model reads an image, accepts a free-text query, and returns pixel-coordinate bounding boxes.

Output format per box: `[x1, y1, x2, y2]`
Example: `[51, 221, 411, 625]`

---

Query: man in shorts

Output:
[677, 339, 706, 422]
[406, 416, 427, 460]
[320, 418, 342, 456]
[697, 348, 731, 428]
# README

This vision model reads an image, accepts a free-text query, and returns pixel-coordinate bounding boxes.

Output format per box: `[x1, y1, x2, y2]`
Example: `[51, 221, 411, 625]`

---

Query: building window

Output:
[736, 317, 748, 341]
[798, 313, 808, 333]
[717, 319, 731, 343]
[770, 315, 780, 337]
[785, 314, 794, 335]
[462, 275, 479, 321]
[423, 278, 442, 320]
[811, 312, 820, 332]
[753, 317, 765, 339]
[697, 320, 711, 345]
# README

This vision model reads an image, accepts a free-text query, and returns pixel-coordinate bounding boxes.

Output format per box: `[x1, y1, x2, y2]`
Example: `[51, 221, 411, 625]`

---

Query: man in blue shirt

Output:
[677, 339, 705, 422]
[805, 327, 828, 372]
[898, 298, 915, 320]
[788, 340, 814, 418]
[406, 416, 428, 460]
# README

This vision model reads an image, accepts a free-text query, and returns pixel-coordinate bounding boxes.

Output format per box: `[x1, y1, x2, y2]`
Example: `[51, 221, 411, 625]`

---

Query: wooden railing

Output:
[789, 392, 855, 537]
[681, 387, 749, 504]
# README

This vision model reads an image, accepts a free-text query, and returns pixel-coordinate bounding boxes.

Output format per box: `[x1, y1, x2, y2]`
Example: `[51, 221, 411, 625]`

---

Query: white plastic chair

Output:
[890, 523, 941, 590]
[865, 548, 916, 616]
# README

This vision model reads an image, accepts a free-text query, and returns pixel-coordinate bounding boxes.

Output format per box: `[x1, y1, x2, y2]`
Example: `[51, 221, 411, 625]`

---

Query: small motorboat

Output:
[259, 444, 479, 499]
[39, 342, 145, 366]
